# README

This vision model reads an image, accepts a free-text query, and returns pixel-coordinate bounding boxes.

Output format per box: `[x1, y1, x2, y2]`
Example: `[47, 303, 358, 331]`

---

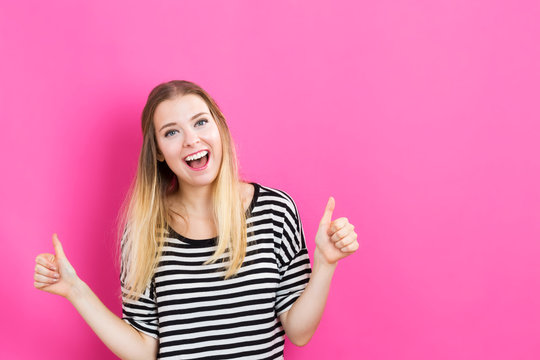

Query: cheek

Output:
[214, 136, 223, 159]
[156, 140, 168, 156]
[157, 139, 180, 160]
[215, 135, 223, 152]
[207, 128, 223, 153]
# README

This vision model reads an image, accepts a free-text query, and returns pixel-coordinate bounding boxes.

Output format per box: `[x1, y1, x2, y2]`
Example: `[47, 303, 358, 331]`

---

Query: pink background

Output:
[1, 0, 539, 359]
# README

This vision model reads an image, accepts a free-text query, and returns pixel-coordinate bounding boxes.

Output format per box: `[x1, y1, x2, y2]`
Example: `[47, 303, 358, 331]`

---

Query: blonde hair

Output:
[116, 80, 250, 301]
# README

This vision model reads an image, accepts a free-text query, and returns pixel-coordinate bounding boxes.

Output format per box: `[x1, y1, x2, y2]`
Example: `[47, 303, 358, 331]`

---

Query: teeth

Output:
[185, 150, 208, 162]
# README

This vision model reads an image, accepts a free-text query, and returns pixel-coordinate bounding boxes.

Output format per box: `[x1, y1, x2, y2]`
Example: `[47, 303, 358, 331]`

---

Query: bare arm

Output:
[278, 248, 336, 346]
[279, 197, 359, 346]
[34, 234, 158, 360]
[68, 279, 158, 360]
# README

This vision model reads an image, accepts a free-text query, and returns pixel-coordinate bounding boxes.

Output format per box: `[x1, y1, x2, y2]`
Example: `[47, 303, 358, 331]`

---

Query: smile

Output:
[184, 150, 210, 170]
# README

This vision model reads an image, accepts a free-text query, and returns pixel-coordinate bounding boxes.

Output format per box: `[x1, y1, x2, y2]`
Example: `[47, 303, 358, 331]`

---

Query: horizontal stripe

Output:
[121, 183, 311, 359]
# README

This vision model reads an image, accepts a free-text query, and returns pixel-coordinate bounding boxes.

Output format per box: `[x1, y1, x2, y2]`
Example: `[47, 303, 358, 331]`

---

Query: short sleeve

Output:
[275, 195, 312, 316]
[120, 232, 159, 339]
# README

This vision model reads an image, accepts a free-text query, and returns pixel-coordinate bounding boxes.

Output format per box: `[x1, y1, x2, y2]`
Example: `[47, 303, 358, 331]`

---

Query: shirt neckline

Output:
[166, 182, 260, 246]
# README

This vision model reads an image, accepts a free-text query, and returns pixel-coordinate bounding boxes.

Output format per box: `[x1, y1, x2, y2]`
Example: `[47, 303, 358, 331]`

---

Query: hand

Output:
[34, 233, 80, 300]
[314, 197, 359, 265]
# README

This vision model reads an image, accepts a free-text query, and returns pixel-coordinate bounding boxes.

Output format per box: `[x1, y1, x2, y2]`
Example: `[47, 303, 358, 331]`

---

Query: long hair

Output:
[116, 80, 249, 301]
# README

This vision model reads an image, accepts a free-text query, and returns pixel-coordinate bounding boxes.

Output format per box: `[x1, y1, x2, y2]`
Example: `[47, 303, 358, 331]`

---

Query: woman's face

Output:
[153, 94, 223, 189]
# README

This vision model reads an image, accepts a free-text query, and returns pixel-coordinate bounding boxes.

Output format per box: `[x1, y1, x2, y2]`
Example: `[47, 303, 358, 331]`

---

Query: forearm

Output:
[281, 248, 337, 346]
[68, 279, 156, 360]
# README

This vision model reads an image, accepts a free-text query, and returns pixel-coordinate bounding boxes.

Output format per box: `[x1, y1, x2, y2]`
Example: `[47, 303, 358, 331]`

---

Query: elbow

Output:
[292, 339, 309, 347]
[290, 334, 313, 347]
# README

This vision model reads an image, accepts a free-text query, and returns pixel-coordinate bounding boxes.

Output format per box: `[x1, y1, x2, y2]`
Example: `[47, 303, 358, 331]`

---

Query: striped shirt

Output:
[121, 183, 312, 359]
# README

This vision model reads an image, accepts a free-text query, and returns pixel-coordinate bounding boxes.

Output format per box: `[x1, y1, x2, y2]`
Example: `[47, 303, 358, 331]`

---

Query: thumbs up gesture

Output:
[34, 233, 80, 299]
[314, 197, 359, 265]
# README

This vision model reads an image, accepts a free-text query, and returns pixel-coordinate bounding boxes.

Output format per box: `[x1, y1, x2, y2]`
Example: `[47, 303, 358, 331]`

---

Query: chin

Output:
[177, 174, 219, 188]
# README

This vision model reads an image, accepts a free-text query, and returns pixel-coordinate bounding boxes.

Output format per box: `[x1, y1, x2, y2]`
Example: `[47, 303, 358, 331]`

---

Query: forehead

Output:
[153, 94, 210, 126]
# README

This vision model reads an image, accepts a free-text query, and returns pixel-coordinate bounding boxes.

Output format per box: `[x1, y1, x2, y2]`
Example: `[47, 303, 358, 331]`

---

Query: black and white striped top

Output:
[121, 183, 312, 359]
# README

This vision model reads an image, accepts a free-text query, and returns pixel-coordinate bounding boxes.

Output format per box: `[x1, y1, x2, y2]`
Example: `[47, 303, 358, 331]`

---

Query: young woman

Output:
[33, 80, 359, 359]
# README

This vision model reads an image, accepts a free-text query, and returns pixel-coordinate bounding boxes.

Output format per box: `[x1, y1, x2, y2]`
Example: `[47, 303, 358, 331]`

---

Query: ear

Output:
[156, 151, 164, 162]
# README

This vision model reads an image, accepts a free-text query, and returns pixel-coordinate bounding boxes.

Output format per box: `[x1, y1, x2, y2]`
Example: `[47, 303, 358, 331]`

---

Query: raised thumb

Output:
[319, 196, 335, 228]
[52, 233, 67, 259]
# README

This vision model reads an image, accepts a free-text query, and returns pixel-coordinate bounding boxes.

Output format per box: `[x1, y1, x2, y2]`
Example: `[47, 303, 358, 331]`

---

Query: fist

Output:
[34, 233, 79, 299]
[315, 197, 359, 265]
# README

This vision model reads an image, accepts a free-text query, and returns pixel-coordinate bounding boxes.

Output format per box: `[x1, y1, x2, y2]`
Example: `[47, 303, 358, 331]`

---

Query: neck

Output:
[173, 182, 214, 217]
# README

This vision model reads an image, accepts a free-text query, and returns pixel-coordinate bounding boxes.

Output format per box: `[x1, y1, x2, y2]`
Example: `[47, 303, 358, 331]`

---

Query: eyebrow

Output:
[159, 112, 209, 132]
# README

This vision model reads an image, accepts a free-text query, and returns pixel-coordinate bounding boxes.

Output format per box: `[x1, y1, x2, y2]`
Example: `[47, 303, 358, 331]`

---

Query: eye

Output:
[195, 118, 208, 127]
[164, 129, 178, 137]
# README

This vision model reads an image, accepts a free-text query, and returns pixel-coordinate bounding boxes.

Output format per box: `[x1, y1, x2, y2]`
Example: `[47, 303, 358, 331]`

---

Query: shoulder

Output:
[255, 184, 306, 253]
[254, 183, 300, 218]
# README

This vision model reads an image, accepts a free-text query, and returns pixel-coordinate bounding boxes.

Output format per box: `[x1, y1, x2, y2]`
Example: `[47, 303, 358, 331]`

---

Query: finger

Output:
[334, 232, 358, 249]
[340, 240, 360, 253]
[330, 223, 355, 242]
[34, 272, 59, 284]
[35, 263, 59, 279]
[319, 196, 335, 228]
[329, 217, 352, 234]
[34, 281, 49, 288]
[52, 233, 67, 259]
[34, 280, 55, 289]
[35, 254, 57, 271]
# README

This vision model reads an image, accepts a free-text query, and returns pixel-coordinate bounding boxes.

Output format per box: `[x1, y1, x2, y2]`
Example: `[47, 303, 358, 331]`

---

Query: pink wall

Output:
[2, 0, 539, 359]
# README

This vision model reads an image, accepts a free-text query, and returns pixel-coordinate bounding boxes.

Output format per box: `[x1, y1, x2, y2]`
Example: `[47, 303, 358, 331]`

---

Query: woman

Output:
[33, 80, 359, 359]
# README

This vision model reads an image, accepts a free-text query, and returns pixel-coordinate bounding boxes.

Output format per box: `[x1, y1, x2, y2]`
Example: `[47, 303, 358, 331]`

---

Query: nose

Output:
[183, 128, 200, 147]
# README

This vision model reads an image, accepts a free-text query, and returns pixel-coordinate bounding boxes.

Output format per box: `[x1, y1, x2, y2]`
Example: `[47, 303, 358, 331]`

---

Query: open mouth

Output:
[184, 150, 210, 169]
